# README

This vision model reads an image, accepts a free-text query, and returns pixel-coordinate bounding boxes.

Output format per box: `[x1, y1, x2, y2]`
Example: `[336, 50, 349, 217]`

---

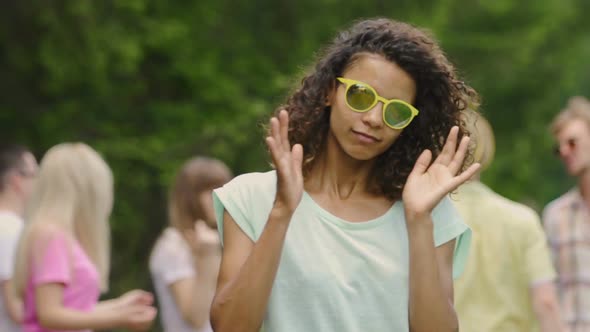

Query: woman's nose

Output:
[361, 102, 384, 128]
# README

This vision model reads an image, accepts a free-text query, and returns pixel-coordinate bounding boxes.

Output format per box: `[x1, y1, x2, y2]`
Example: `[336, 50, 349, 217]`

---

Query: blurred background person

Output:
[13, 143, 157, 332]
[454, 111, 564, 332]
[149, 157, 232, 332]
[544, 96, 590, 332]
[0, 144, 38, 332]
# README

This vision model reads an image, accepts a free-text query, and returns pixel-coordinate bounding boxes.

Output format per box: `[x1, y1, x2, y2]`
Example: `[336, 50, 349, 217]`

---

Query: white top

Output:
[0, 210, 24, 332]
[213, 171, 471, 332]
[149, 227, 213, 332]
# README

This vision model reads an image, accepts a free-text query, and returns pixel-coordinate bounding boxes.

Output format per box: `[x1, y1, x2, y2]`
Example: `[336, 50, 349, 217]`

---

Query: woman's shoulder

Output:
[28, 222, 70, 244]
[25, 222, 75, 263]
[150, 228, 189, 257]
[149, 227, 193, 272]
[213, 171, 277, 242]
[224, 170, 276, 189]
[215, 170, 277, 201]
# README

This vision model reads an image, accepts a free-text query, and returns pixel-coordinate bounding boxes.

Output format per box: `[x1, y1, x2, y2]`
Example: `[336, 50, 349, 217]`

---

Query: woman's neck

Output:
[0, 191, 24, 217]
[305, 135, 376, 200]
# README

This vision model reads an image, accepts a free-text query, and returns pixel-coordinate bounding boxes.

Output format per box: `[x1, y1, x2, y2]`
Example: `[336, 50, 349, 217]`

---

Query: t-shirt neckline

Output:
[301, 191, 401, 230]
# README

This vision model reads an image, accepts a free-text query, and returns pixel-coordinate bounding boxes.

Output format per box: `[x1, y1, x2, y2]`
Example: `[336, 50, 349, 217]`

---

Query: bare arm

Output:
[211, 110, 303, 332]
[210, 208, 291, 332]
[403, 127, 479, 332]
[531, 281, 565, 332]
[168, 221, 222, 329]
[407, 217, 458, 332]
[1, 280, 23, 323]
[36, 283, 156, 331]
[169, 253, 219, 328]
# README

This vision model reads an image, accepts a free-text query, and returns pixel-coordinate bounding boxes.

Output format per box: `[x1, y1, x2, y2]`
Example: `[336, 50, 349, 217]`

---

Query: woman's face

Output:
[198, 189, 217, 228]
[326, 53, 417, 161]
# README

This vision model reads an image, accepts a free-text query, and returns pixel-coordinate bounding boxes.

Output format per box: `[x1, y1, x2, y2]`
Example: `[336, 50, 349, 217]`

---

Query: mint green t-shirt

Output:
[213, 171, 471, 332]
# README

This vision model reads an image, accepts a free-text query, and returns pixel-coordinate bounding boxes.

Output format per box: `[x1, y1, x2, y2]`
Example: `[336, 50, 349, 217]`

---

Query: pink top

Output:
[23, 230, 101, 332]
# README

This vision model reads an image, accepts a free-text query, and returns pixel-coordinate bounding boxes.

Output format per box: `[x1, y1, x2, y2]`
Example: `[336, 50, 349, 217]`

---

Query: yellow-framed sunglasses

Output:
[336, 77, 419, 130]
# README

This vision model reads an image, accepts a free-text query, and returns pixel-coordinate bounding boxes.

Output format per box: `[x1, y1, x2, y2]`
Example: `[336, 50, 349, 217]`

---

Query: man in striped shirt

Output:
[544, 96, 590, 332]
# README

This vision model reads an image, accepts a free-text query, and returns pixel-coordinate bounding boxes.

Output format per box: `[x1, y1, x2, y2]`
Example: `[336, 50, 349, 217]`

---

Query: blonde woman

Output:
[149, 157, 232, 332]
[13, 143, 156, 332]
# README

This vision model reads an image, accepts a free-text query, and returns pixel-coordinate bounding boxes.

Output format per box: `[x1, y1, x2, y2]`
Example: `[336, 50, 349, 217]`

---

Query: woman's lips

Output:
[352, 130, 380, 143]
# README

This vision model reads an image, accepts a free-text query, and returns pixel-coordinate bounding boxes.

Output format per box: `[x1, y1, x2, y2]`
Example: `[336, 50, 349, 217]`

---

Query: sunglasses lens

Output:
[346, 84, 376, 111]
[384, 102, 413, 128]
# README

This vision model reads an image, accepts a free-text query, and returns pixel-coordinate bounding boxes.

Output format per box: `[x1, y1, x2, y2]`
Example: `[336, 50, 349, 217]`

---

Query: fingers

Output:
[449, 163, 481, 190]
[198, 227, 221, 245]
[190, 221, 220, 249]
[117, 291, 154, 314]
[141, 306, 157, 319]
[266, 110, 291, 165]
[133, 291, 153, 305]
[141, 293, 154, 305]
[129, 306, 157, 327]
[195, 220, 209, 233]
[410, 149, 432, 176]
[292, 143, 304, 177]
[435, 126, 459, 165]
[268, 115, 281, 149]
[448, 135, 470, 174]
[269, 110, 290, 151]
[279, 110, 290, 149]
[265, 136, 281, 167]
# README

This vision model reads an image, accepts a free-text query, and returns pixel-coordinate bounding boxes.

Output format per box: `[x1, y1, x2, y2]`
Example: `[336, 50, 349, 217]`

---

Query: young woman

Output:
[150, 157, 232, 332]
[211, 18, 480, 332]
[13, 143, 156, 332]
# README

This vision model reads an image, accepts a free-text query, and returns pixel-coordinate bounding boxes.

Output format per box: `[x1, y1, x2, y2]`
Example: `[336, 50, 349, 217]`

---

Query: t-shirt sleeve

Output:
[541, 205, 559, 269]
[155, 242, 195, 285]
[0, 232, 20, 281]
[522, 213, 556, 285]
[431, 195, 472, 279]
[214, 182, 256, 243]
[213, 172, 276, 245]
[31, 231, 71, 286]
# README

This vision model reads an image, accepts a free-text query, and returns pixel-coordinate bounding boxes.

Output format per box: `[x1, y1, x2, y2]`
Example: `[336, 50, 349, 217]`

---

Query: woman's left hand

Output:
[402, 126, 480, 220]
[117, 290, 154, 308]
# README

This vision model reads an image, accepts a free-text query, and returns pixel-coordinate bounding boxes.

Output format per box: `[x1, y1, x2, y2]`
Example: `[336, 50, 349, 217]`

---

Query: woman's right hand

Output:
[116, 289, 153, 308]
[183, 221, 221, 258]
[266, 110, 304, 214]
[183, 221, 222, 280]
[118, 304, 157, 331]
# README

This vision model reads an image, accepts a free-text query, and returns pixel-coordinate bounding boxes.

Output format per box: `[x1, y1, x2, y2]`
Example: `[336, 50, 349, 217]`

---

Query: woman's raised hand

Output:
[266, 110, 304, 214]
[402, 126, 480, 219]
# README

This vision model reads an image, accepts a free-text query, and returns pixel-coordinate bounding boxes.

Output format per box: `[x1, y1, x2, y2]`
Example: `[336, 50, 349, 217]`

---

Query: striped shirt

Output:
[543, 188, 590, 332]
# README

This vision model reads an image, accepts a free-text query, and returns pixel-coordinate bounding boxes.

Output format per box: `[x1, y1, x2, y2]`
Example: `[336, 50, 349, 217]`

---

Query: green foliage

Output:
[1, 1, 588, 330]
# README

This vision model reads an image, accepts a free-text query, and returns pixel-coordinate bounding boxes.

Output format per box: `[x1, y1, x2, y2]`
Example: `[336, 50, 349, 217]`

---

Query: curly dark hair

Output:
[271, 18, 479, 200]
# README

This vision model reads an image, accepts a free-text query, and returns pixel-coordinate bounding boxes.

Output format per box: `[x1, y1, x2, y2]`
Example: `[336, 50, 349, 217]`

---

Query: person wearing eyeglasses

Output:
[453, 111, 564, 332]
[210, 18, 480, 332]
[0, 144, 38, 332]
[543, 96, 590, 332]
